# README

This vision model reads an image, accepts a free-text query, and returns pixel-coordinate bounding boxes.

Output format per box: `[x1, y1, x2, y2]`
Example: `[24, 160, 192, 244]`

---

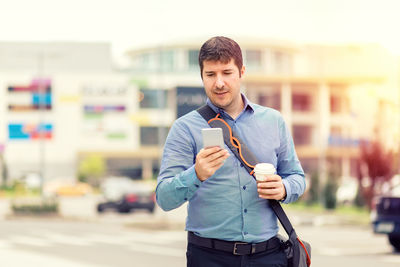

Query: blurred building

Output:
[0, 42, 143, 183]
[125, 38, 400, 183]
[1, 39, 398, 185]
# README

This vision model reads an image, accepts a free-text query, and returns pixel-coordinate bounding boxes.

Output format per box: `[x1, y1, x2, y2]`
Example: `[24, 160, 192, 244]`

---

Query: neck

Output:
[225, 99, 244, 120]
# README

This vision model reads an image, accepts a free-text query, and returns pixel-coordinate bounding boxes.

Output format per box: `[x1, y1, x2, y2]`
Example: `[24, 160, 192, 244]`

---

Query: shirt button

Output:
[195, 184, 199, 188]
[244, 209, 247, 213]
[184, 198, 187, 201]
[244, 231, 248, 235]
[240, 163, 244, 167]
[243, 186, 246, 190]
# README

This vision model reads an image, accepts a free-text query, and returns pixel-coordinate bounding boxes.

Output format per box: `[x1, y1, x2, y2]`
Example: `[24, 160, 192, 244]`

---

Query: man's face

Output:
[201, 59, 245, 113]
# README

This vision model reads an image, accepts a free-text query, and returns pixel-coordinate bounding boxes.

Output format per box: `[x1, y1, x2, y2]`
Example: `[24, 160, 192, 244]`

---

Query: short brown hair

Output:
[198, 36, 243, 78]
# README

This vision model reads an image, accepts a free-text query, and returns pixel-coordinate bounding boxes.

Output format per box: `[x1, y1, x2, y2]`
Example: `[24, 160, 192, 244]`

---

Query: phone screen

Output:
[202, 128, 225, 148]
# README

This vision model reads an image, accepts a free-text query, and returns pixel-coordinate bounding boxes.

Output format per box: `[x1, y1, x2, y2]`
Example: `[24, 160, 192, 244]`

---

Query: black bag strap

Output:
[197, 104, 296, 238]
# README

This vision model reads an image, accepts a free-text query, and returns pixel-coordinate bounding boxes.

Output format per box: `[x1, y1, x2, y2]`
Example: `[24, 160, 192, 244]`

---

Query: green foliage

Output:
[78, 154, 106, 186]
[0, 180, 42, 198]
[324, 175, 338, 210]
[11, 198, 58, 215]
[354, 184, 365, 208]
[306, 172, 320, 205]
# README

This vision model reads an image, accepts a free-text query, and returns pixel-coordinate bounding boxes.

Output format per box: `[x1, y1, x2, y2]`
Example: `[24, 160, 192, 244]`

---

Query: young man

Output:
[156, 36, 306, 266]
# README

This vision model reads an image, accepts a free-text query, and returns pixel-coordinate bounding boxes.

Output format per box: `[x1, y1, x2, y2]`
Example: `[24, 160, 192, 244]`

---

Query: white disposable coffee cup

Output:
[254, 163, 276, 181]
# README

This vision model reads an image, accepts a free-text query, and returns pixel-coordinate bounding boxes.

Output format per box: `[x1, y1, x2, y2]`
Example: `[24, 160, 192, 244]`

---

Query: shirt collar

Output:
[206, 93, 255, 116]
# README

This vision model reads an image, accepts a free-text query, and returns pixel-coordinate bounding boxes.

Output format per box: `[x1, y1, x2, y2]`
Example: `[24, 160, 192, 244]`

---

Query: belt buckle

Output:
[233, 242, 248, 255]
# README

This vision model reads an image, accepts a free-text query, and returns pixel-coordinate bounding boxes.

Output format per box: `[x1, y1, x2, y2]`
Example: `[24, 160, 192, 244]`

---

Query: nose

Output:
[215, 75, 224, 89]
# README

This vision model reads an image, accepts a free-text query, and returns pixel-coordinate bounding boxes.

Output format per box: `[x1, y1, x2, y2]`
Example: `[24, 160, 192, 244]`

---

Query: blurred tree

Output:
[357, 140, 393, 210]
[306, 172, 320, 205]
[78, 154, 106, 187]
[354, 185, 365, 208]
[1, 154, 8, 187]
[323, 170, 338, 209]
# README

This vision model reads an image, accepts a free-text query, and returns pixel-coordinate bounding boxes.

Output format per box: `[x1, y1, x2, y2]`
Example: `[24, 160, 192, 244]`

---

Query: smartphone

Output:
[202, 128, 225, 149]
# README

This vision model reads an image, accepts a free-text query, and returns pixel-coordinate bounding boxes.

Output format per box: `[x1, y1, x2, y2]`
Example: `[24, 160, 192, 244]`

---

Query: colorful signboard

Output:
[8, 123, 53, 140]
[7, 78, 52, 111]
[83, 105, 126, 114]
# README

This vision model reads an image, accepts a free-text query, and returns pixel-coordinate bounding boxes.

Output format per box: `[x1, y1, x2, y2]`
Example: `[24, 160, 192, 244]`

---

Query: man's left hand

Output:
[256, 175, 286, 201]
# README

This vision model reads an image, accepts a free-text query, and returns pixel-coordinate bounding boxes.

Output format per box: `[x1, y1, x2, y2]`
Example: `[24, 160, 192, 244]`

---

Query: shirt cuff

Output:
[281, 178, 291, 204]
[183, 165, 202, 193]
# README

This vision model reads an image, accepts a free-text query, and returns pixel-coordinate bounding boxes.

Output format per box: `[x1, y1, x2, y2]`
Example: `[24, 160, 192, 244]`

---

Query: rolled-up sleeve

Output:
[156, 120, 202, 211]
[276, 117, 306, 204]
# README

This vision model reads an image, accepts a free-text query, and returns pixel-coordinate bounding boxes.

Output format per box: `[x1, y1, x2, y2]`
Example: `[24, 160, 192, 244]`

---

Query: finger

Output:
[208, 153, 229, 167]
[264, 175, 281, 182]
[208, 158, 226, 168]
[258, 193, 282, 200]
[257, 181, 282, 189]
[205, 149, 229, 162]
[200, 146, 223, 157]
[258, 188, 281, 195]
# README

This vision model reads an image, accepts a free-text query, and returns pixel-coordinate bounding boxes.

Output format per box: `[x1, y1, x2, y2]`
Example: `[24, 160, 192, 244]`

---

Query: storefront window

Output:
[292, 125, 313, 146]
[139, 89, 168, 109]
[140, 126, 169, 146]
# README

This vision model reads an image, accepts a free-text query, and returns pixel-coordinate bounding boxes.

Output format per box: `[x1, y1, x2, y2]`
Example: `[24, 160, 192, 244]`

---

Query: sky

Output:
[1, 0, 400, 63]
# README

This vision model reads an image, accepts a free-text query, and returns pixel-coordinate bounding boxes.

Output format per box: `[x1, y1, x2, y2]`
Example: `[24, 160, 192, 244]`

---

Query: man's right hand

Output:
[195, 147, 230, 182]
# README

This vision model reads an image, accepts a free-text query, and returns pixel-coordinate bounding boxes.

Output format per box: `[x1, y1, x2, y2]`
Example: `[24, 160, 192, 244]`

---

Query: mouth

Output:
[214, 91, 228, 96]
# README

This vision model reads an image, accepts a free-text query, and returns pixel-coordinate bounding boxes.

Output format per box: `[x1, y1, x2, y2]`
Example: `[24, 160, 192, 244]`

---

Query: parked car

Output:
[372, 175, 400, 251]
[97, 177, 155, 214]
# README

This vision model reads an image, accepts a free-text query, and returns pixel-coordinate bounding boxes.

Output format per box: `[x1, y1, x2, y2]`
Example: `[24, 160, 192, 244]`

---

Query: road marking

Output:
[83, 230, 186, 246]
[128, 243, 184, 257]
[381, 255, 400, 263]
[9, 236, 51, 247]
[1, 228, 186, 250]
[43, 233, 91, 246]
[0, 248, 101, 267]
[0, 240, 13, 249]
[318, 247, 391, 256]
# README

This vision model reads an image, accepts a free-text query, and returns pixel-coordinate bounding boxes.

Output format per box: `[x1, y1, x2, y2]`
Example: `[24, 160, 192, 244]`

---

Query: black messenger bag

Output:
[198, 105, 311, 267]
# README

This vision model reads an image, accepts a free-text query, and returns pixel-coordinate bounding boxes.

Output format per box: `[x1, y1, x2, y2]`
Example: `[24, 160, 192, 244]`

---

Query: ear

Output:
[240, 65, 246, 77]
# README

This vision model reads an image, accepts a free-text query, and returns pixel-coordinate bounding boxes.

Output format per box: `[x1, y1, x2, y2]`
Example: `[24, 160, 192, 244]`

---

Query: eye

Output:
[224, 72, 232, 75]
[206, 73, 214, 77]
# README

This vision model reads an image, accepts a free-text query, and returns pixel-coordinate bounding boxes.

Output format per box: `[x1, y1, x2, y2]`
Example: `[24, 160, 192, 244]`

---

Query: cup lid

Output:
[254, 163, 276, 175]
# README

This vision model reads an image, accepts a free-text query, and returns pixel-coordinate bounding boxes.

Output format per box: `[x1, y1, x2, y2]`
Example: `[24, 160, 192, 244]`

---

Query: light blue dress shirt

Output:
[156, 94, 305, 243]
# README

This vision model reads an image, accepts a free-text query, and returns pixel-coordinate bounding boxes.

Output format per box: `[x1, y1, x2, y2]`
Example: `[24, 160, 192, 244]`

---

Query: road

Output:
[0, 216, 399, 267]
[0, 218, 186, 267]
[0, 196, 399, 266]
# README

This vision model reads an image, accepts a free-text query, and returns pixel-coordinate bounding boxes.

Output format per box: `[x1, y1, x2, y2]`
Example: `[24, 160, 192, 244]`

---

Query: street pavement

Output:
[0, 196, 399, 266]
[0, 217, 399, 267]
[0, 219, 186, 267]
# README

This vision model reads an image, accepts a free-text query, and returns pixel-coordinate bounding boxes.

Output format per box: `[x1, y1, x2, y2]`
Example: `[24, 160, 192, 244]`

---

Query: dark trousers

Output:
[186, 242, 287, 267]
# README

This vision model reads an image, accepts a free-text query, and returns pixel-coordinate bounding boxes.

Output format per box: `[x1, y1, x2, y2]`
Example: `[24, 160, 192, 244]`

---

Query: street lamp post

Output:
[37, 52, 46, 196]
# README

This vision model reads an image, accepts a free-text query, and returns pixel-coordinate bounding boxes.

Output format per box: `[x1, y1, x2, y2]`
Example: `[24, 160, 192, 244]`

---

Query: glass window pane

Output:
[246, 50, 262, 70]
[258, 92, 281, 110]
[140, 126, 169, 146]
[188, 50, 199, 69]
[139, 89, 168, 109]
[292, 93, 312, 111]
[292, 125, 312, 146]
[160, 50, 174, 71]
[330, 95, 341, 113]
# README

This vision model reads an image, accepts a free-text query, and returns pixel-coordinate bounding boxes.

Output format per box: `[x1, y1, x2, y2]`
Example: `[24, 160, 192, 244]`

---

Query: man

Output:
[156, 36, 306, 267]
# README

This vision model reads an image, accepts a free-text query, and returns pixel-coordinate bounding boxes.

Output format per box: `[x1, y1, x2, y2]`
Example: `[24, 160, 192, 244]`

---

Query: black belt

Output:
[188, 232, 282, 256]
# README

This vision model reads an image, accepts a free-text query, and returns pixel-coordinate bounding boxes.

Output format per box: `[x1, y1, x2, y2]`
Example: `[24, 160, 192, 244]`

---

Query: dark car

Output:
[97, 177, 156, 214]
[372, 175, 400, 251]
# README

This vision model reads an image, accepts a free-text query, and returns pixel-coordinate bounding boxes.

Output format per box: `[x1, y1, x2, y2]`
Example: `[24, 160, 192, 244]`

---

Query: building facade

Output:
[1, 39, 398, 186]
[126, 38, 400, 184]
[0, 42, 142, 183]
